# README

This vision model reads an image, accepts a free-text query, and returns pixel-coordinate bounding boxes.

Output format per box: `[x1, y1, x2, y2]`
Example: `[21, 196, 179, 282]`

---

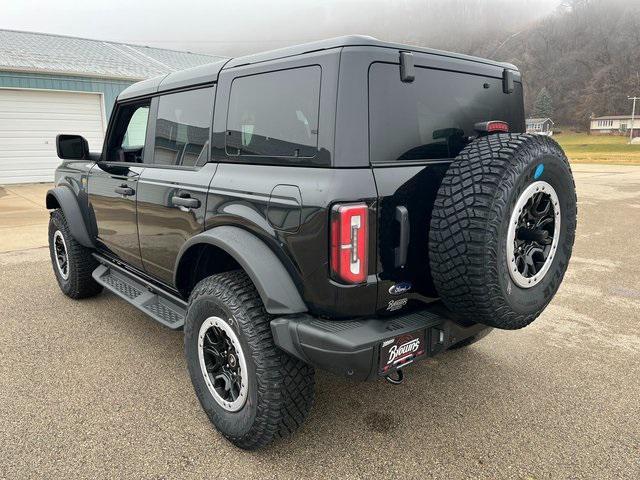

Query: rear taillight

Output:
[330, 203, 368, 284]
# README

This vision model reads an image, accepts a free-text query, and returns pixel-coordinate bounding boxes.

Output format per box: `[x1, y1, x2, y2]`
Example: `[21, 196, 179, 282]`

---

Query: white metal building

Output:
[0, 29, 223, 184]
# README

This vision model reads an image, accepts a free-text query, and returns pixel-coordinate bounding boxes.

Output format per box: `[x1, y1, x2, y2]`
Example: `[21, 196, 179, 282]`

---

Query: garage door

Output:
[0, 89, 105, 184]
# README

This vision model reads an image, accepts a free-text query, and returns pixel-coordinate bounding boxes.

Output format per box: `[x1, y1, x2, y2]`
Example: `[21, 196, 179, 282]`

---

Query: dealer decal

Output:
[387, 298, 408, 311]
[379, 331, 426, 374]
[386, 337, 421, 364]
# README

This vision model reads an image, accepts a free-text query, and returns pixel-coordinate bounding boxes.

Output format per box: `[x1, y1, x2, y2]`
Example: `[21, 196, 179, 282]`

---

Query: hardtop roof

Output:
[223, 35, 517, 70]
[118, 35, 518, 101]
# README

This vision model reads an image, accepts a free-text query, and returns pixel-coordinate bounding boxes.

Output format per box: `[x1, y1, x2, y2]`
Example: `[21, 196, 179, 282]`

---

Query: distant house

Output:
[526, 118, 554, 136]
[590, 115, 639, 136]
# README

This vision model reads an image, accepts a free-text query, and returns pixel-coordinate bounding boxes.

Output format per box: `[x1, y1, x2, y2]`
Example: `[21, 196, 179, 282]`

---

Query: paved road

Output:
[1, 165, 639, 479]
[0, 183, 50, 253]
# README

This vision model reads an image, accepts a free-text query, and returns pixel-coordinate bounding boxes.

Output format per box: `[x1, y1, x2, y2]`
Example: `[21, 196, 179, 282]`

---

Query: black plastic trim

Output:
[503, 69, 515, 94]
[399, 51, 415, 82]
[394, 205, 410, 267]
[45, 186, 95, 248]
[175, 226, 308, 315]
[271, 305, 488, 381]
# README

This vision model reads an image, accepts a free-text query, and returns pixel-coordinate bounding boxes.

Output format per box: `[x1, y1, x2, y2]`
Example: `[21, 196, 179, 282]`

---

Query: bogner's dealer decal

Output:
[387, 337, 420, 364]
[379, 331, 426, 374]
[387, 298, 408, 311]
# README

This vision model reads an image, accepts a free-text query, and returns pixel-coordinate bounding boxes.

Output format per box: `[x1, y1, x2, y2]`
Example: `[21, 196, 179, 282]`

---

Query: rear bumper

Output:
[270, 304, 488, 381]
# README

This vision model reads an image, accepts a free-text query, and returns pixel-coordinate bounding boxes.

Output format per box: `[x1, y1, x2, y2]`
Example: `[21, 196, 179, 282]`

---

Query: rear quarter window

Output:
[369, 63, 524, 163]
[225, 66, 321, 163]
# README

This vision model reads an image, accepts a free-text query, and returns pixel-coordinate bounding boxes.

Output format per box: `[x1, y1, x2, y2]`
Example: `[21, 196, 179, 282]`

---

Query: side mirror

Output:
[56, 134, 89, 160]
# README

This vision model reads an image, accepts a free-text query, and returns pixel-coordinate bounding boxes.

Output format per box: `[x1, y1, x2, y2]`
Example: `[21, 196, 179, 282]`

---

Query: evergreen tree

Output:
[533, 87, 554, 119]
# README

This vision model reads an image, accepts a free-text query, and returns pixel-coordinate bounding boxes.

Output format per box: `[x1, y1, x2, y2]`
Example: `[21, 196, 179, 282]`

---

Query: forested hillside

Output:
[372, 0, 640, 128]
[489, 0, 640, 127]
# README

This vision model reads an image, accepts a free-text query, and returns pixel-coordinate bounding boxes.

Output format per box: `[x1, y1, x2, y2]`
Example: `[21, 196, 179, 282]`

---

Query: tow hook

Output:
[385, 369, 404, 385]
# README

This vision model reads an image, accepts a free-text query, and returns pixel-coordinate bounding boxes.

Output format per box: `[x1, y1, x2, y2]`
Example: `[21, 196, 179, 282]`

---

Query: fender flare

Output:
[175, 226, 308, 315]
[46, 186, 95, 248]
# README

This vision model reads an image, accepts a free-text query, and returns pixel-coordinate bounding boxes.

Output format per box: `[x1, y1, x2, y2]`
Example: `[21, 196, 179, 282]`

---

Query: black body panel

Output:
[205, 163, 378, 318]
[88, 163, 144, 269]
[51, 37, 526, 329]
[372, 163, 450, 310]
[137, 164, 216, 284]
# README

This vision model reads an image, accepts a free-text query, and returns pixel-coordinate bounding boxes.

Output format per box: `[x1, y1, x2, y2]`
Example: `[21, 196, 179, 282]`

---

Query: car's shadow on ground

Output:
[91, 290, 524, 457]
[273, 347, 511, 445]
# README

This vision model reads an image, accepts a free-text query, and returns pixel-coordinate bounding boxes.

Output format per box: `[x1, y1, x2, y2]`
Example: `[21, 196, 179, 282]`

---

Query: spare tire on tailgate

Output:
[429, 133, 577, 330]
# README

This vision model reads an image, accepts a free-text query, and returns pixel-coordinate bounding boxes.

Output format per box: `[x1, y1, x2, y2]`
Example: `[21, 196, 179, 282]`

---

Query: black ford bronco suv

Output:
[47, 36, 576, 449]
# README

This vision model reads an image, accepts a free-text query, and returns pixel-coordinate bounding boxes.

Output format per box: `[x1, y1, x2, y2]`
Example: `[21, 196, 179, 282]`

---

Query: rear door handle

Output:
[171, 195, 200, 209]
[394, 206, 410, 267]
[114, 184, 135, 196]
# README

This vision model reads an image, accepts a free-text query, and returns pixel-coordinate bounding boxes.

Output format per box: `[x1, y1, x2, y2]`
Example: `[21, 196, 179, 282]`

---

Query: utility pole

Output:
[630, 96, 639, 144]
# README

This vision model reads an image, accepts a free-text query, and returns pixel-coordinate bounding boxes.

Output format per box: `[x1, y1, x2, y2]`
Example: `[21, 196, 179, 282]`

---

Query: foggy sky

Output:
[3, 0, 561, 58]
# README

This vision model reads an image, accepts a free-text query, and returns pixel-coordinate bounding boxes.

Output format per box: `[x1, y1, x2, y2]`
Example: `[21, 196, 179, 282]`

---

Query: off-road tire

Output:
[429, 134, 577, 330]
[184, 271, 315, 450]
[448, 328, 493, 350]
[48, 209, 102, 299]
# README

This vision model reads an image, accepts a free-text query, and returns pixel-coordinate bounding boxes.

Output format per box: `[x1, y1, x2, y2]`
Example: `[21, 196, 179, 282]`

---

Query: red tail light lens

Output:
[330, 203, 368, 284]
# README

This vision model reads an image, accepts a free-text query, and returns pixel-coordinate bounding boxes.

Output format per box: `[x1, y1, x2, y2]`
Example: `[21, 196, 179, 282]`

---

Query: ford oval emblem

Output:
[389, 282, 412, 295]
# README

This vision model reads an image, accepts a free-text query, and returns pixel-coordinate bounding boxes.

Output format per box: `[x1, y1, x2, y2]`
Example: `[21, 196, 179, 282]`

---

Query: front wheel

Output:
[184, 271, 315, 450]
[48, 210, 102, 299]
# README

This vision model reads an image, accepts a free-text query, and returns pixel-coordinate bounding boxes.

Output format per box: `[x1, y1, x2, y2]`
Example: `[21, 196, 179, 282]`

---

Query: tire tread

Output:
[186, 271, 315, 449]
[429, 133, 576, 329]
[49, 209, 102, 299]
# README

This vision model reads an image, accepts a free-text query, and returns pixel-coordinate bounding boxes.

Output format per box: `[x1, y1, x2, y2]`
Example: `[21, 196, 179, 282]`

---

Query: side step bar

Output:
[92, 256, 186, 329]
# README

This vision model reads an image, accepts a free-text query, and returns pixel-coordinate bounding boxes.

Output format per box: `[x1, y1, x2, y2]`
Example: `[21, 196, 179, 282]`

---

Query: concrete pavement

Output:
[0, 165, 638, 479]
[0, 183, 51, 253]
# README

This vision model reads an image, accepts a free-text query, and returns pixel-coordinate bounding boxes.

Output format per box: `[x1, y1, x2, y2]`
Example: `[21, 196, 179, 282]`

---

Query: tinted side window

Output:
[369, 63, 524, 163]
[226, 66, 321, 159]
[153, 87, 214, 167]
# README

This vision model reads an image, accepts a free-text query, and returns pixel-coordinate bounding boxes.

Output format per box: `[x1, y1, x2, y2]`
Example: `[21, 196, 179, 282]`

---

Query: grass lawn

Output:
[553, 132, 640, 165]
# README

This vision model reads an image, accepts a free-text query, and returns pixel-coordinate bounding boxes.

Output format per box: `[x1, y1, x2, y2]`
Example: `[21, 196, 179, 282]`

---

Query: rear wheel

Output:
[429, 134, 577, 330]
[184, 271, 315, 450]
[48, 210, 102, 299]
